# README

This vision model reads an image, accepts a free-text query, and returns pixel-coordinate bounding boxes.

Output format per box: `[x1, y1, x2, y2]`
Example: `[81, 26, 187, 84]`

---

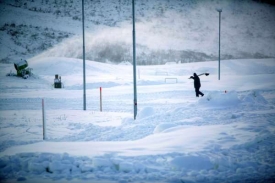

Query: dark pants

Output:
[195, 87, 204, 97]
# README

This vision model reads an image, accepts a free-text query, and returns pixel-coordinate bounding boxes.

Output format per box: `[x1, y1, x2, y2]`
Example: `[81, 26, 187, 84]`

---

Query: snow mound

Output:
[153, 123, 176, 134]
[93, 157, 112, 169]
[169, 155, 213, 170]
[118, 61, 132, 65]
[17, 177, 27, 181]
[121, 117, 135, 125]
[112, 158, 146, 173]
[165, 62, 177, 65]
[240, 90, 267, 104]
[137, 107, 155, 119]
[118, 162, 133, 173]
[198, 90, 267, 107]
[198, 91, 240, 107]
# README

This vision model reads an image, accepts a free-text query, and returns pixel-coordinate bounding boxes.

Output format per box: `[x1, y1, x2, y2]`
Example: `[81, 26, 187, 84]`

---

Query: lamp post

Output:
[82, 0, 86, 110]
[216, 8, 222, 80]
[132, 0, 137, 120]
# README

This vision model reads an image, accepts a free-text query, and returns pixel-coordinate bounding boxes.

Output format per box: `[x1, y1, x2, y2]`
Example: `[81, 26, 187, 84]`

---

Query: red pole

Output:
[100, 87, 102, 112]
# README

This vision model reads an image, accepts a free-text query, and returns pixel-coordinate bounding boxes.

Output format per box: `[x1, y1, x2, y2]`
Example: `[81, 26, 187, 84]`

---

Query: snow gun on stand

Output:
[54, 74, 63, 88]
[188, 73, 209, 79]
[14, 59, 32, 79]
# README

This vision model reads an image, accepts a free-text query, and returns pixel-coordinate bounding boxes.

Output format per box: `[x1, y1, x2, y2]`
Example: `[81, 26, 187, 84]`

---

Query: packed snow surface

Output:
[0, 58, 275, 183]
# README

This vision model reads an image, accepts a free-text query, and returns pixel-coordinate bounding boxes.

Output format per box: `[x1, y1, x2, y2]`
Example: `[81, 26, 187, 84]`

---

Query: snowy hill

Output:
[1, 1, 275, 182]
[0, 57, 275, 182]
[0, 0, 275, 64]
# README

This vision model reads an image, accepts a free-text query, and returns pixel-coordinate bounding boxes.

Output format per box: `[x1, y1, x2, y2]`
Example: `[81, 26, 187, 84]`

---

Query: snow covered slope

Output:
[0, 0, 275, 64]
[0, 58, 275, 182]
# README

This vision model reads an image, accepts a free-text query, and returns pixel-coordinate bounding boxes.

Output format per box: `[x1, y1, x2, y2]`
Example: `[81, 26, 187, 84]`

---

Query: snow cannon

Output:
[14, 60, 31, 79]
[54, 74, 62, 88]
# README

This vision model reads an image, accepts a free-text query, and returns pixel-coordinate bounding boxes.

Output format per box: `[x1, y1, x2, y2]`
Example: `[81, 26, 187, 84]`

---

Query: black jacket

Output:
[190, 73, 201, 88]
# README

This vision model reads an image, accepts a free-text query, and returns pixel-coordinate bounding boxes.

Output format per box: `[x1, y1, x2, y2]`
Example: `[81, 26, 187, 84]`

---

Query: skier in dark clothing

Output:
[189, 73, 204, 97]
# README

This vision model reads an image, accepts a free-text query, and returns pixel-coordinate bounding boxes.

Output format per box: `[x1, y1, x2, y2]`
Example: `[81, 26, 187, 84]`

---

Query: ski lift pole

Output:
[132, 0, 137, 120]
[82, 0, 86, 110]
[100, 87, 102, 112]
[217, 9, 222, 80]
[42, 98, 46, 140]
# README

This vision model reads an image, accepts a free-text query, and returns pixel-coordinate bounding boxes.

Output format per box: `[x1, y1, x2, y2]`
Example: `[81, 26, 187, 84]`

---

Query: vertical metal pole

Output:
[82, 0, 86, 110]
[132, 0, 137, 120]
[100, 87, 102, 112]
[42, 98, 46, 140]
[218, 10, 222, 80]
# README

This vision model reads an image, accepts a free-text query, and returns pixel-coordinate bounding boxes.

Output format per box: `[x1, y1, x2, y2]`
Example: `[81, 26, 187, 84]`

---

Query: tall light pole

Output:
[82, 0, 86, 110]
[132, 0, 137, 119]
[217, 8, 222, 80]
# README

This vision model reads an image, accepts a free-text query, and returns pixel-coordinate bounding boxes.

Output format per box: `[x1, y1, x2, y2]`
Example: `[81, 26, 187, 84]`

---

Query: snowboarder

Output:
[189, 73, 204, 97]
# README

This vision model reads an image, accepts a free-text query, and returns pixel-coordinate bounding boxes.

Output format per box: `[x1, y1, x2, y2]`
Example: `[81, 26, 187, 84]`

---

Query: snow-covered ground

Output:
[1, 0, 275, 63]
[0, 58, 275, 183]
